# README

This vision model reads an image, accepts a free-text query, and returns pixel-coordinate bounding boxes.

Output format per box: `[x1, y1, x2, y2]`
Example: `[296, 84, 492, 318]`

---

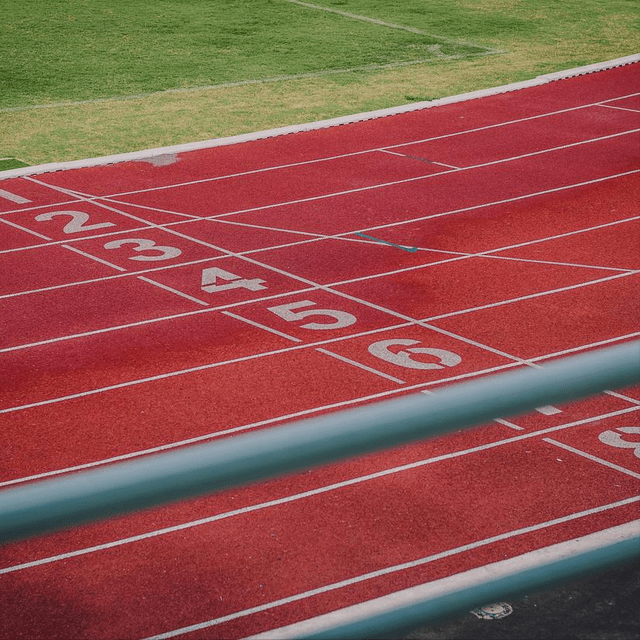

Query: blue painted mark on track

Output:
[354, 232, 418, 253]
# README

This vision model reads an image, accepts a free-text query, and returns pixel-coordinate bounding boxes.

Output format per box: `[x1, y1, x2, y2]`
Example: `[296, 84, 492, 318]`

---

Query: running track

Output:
[1, 60, 639, 640]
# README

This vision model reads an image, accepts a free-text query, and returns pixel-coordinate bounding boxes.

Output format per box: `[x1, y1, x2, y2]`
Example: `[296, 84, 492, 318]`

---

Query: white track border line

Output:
[0, 90, 638, 206]
[145, 504, 640, 640]
[1, 54, 638, 179]
[243, 520, 640, 640]
[3, 332, 639, 488]
[2, 208, 636, 309]
[2, 406, 639, 575]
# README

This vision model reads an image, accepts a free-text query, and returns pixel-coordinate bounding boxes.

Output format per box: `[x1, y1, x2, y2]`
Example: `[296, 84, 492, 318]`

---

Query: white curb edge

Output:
[2, 53, 638, 180]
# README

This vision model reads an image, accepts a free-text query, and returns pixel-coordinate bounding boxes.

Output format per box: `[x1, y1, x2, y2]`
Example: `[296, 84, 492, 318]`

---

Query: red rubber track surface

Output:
[1, 63, 639, 640]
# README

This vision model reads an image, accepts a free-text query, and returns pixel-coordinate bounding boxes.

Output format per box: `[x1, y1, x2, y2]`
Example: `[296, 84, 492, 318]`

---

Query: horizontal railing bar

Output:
[1, 340, 639, 544]
[301, 534, 640, 639]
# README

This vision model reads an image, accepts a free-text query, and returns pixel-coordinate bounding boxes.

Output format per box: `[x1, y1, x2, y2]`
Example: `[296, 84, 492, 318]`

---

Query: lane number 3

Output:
[103, 238, 182, 261]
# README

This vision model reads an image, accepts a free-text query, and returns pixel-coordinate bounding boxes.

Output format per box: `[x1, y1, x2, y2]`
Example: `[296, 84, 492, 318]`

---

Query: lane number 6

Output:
[368, 339, 462, 370]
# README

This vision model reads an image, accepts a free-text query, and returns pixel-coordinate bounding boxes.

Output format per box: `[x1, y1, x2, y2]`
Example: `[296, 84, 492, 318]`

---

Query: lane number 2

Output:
[368, 339, 462, 370]
[267, 300, 356, 330]
[103, 238, 182, 261]
[35, 210, 116, 234]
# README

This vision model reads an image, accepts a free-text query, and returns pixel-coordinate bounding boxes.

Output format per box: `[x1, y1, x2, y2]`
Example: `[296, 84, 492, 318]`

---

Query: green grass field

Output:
[1, 0, 638, 166]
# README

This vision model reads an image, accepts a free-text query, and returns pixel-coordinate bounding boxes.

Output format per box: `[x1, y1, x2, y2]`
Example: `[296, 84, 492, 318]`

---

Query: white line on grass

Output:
[283, 0, 501, 52]
[0, 57, 495, 116]
[2, 55, 638, 178]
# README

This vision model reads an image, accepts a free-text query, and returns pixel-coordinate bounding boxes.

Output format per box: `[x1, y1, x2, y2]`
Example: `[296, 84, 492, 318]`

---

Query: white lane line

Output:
[4, 335, 639, 488]
[137, 276, 209, 306]
[0, 287, 318, 354]
[0, 359, 522, 487]
[598, 104, 640, 114]
[245, 520, 640, 640]
[0, 256, 226, 300]
[142, 496, 640, 640]
[379, 148, 461, 169]
[0, 216, 51, 241]
[527, 333, 640, 363]
[316, 347, 406, 384]
[109, 129, 640, 222]
[63, 244, 126, 271]
[329, 169, 640, 239]
[51, 100, 640, 202]
[605, 390, 640, 406]
[3, 206, 636, 305]
[420, 271, 639, 324]
[543, 438, 640, 479]
[0, 188, 31, 204]
[4, 407, 638, 576]
[222, 311, 302, 342]
[110, 92, 640, 200]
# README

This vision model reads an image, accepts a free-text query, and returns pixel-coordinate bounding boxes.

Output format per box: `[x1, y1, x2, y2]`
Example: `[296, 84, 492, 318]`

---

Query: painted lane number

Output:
[368, 339, 462, 370]
[599, 427, 640, 459]
[201, 267, 267, 293]
[35, 210, 116, 234]
[103, 238, 182, 261]
[267, 300, 356, 330]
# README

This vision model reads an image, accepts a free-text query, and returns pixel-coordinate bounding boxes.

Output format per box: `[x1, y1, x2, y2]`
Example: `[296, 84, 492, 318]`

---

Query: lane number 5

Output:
[267, 300, 356, 330]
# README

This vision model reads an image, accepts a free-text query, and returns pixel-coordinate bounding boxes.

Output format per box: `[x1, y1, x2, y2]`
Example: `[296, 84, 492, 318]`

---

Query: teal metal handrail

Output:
[1, 340, 638, 544]
[1, 340, 639, 639]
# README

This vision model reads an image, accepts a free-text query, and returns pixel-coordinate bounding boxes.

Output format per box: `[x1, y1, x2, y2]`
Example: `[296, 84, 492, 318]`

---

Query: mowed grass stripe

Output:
[2, 0, 638, 165]
[0, 0, 487, 111]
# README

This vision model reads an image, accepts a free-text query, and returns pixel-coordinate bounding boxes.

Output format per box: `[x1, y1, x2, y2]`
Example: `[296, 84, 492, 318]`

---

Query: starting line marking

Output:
[0, 188, 31, 204]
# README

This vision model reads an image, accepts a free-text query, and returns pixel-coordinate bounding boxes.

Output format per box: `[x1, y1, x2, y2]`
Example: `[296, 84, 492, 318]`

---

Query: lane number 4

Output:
[201, 267, 267, 293]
